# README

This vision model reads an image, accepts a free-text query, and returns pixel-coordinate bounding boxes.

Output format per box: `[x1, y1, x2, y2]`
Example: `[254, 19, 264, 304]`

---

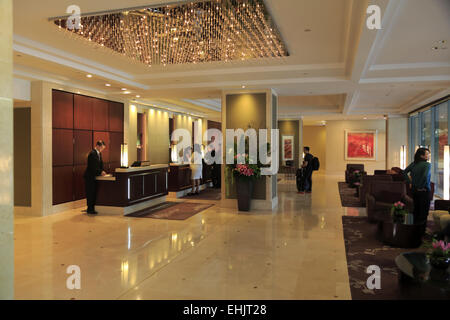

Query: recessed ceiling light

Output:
[242, 85, 246, 89]
[86, 74, 93, 78]
[136, 95, 141, 98]
[105, 83, 111, 87]
[123, 91, 131, 94]
[121, 88, 127, 91]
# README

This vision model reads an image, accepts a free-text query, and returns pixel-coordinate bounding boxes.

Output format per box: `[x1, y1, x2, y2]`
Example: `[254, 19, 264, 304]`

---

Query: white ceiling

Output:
[12, 0, 450, 121]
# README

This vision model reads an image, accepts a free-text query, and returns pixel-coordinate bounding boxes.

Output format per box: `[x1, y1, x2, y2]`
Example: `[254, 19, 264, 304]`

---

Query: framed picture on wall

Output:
[282, 135, 294, 161]
[345, 130, 377, 161]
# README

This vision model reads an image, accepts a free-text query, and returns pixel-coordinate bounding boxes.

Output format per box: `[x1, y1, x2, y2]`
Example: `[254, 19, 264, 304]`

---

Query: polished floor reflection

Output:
[14, 174, 360, 299]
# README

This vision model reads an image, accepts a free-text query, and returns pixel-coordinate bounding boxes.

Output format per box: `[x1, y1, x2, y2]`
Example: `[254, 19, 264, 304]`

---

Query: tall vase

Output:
[236, 177, 254, 211]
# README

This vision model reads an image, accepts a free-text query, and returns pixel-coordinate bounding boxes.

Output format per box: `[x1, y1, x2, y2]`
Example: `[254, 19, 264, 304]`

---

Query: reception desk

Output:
[95, 164, 168, 215]
[168, 162, 213, 197]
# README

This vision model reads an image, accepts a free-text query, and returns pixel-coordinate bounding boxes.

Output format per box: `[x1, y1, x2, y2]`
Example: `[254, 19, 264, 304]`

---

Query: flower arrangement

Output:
[353, 170, 361, 177]
[230, 154, 261, 180]
[391, 201, 407, 223]
[428, 240, 450, 269]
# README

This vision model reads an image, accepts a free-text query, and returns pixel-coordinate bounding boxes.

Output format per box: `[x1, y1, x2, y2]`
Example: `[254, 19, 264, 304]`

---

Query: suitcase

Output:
[296, 168, 305, 192]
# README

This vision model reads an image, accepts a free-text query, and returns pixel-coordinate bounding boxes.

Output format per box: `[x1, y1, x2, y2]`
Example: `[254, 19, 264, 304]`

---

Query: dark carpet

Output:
[342, 216, 448, 300]
[127, 202, 214, 220]
[338, 182, 363, 208]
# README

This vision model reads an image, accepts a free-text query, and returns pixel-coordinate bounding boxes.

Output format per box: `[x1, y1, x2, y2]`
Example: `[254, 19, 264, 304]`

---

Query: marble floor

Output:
[14, 173, 364, 300]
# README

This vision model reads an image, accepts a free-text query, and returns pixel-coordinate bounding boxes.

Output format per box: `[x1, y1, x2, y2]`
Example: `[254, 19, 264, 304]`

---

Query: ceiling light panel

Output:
[52, 0, 288, 66]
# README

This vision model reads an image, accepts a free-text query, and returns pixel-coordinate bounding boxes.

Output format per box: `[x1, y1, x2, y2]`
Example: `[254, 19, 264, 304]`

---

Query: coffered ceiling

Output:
[12, 0, 450, 122]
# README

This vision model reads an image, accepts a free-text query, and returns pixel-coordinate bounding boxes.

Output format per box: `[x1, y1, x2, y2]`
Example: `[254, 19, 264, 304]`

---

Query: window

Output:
[409, 98, 450, 198]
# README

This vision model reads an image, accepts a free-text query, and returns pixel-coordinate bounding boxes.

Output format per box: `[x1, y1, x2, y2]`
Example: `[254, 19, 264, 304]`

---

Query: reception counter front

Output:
[95, 164, 168, 215]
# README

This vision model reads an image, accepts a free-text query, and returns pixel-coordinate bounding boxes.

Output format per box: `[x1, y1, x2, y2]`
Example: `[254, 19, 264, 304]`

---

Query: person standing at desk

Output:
[84, 140, 107, 214]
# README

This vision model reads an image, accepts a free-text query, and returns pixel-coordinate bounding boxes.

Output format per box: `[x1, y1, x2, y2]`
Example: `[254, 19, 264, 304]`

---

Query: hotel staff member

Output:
[84, 140, 107, 214]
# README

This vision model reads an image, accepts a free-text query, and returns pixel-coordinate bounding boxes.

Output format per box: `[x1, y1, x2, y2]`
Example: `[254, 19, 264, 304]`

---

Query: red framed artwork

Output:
[282, 136, 294, 161]
[345, 130, 377, 161]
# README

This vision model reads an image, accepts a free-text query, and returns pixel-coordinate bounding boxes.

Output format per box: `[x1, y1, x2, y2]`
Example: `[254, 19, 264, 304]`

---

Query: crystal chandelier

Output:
[51, 0, 289, 66]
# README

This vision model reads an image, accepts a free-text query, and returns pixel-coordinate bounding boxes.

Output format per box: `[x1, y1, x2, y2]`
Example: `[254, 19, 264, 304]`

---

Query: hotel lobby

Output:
[1, 0, 450, 302]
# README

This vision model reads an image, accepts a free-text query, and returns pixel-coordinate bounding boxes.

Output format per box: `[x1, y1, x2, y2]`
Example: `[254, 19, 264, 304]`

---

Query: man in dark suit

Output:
[84, 140, 107, 214]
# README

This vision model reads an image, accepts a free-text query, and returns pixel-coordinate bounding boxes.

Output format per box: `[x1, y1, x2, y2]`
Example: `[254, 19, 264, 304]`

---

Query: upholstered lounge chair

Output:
[366, 181, 413, 223]
[345, 164, 366, 183]
[358, 174, 393, 206]
[433, 200, 450, 233]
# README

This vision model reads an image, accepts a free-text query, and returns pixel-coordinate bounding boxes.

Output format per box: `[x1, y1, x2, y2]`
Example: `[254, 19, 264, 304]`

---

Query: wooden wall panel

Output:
[74, 130, 92, 165]
[74, 95, 93, 130]
[109, 101, 124, 132]
[52, 90, 73, 129]
[109, 162, 121, 172]
[52, 129, 73, 166]
[109, 131, 123, 163]
[93, 131, 110, 163]
[93, 98, 109, 131]
[53, 166, 74, 205]
[74, 165, 87, 201]
[53, 90, 124, 205]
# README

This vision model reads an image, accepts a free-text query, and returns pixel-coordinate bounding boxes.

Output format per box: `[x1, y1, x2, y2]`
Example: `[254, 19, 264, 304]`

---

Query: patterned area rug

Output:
[342, 216, 447, 300]
[338, 182, 363, 208]
[127, 202, 214, 220]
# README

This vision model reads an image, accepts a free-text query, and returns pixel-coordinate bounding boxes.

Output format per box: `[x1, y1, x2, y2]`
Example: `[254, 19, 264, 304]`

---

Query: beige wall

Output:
[387, 117, 408, 169]
[147, 108, 170, 164]
[326, 120, 387, 175]
[0, 0, 13, 299]
[174, 114, 193, 138]
[303, 125, 327, 172]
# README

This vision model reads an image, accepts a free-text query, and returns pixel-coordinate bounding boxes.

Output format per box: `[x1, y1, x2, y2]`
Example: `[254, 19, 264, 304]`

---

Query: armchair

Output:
[366, 181, 413, 223]
[345, 164, 366, 183]
[433, 200, 450, 234]
[358, 175, 393, 206]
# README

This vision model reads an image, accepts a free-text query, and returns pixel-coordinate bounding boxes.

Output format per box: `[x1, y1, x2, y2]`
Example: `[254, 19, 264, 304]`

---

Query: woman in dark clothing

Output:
[403, 148, 432, 228]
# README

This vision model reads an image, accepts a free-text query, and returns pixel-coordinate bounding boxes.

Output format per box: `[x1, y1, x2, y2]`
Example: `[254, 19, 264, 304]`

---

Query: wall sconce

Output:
[444, 145, 449, 200]
[400, 145, 407, 170]
[121, 143, 129, 168]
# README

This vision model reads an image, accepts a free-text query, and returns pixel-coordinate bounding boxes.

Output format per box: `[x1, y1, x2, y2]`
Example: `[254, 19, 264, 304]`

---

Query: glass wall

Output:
[409, 98, 450, 198]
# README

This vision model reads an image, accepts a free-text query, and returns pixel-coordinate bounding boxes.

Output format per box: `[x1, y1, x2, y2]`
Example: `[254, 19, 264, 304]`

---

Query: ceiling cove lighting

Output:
[51, 0, 288, 66]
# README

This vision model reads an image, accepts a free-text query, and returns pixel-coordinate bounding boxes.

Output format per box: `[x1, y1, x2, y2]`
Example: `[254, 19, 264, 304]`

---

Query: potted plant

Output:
[227, 153, 262, 211]
[391, 201, 407, 224]
[427, 240, 450, 280]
